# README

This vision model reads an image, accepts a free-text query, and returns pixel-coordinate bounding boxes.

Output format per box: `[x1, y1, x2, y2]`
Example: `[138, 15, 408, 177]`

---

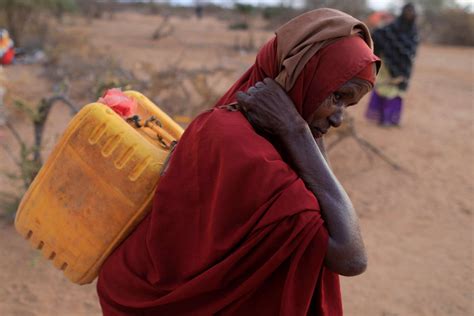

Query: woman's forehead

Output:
[339, 78, 371, 90]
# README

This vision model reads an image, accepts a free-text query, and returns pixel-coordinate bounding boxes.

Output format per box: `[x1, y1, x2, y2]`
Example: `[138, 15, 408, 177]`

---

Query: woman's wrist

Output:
[277, 121, 311, 142]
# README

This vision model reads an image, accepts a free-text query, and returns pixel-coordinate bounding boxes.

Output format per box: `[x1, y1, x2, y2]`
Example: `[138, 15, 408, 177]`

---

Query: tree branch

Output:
[327, 115, 406, 172]
[44, 95, 79, 115]
[4, 121, 25, 148]
[0, 143, 21, 167]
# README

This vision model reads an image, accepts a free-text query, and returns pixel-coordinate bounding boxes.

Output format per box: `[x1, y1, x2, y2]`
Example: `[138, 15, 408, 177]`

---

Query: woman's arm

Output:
[236, 78, 367, 276]
[277, 124, 367, 276]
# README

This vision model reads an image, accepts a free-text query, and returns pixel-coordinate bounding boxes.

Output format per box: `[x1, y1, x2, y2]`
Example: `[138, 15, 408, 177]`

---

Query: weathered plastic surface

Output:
[15, 91, 183, 285]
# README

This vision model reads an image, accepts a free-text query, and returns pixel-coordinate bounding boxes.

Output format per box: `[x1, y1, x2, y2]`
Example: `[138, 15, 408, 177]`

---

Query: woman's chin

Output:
[310, 129, 323, 139]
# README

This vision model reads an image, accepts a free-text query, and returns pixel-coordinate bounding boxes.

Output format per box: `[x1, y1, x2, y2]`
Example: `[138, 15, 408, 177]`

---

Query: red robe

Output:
[98, 35, 378, 315]
[98, 107, 341, 315]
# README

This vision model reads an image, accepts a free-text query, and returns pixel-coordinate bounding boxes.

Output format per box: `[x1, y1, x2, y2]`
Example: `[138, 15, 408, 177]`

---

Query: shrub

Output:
[0, 0, 76, 47]
[427, 8, 474, 46]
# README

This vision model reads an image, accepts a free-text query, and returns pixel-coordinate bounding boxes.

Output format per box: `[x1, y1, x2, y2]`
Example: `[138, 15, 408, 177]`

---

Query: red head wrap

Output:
[216, 35, 379, 120]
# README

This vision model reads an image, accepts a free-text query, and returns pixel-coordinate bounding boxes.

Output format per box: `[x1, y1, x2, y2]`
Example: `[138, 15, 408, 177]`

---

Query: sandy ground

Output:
[0, 12, 472, 316]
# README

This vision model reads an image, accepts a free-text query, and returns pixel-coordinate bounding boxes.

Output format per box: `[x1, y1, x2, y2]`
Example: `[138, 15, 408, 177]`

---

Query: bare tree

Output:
[2, 93, 78, 189]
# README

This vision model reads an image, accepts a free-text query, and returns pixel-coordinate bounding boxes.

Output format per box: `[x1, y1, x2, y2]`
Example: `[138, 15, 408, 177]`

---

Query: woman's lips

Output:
[311, 126, 328, 135]
[310, 126, 328, 138]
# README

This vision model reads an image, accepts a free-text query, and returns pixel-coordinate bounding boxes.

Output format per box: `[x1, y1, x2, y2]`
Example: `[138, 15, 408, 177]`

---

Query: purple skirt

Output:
[365, 91, 403, 125]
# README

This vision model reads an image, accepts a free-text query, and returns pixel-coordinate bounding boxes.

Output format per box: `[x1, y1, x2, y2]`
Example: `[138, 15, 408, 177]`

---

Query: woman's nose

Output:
[328, 109, 344, 127]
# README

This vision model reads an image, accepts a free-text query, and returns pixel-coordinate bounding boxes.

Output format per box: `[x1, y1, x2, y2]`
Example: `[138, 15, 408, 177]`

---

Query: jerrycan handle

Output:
[123, 90, 184, 141]
[126, 115, 176, 149]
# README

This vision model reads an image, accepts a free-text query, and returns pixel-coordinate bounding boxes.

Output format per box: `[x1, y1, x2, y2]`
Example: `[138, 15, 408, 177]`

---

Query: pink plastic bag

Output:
[98, 89, 137, 118]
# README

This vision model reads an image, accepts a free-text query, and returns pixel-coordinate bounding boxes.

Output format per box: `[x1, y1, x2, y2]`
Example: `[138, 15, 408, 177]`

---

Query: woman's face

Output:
[402, 6, 416, 22]
[307, 78, 372, 138]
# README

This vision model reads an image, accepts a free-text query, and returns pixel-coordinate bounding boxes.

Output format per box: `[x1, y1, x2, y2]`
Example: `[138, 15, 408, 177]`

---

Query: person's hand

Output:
[391, 76, 406, 84]
[236, 78, 307, 137]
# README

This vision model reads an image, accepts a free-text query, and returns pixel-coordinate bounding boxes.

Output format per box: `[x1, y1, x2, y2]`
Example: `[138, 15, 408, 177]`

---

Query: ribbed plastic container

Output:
[15, 91, 183, 285]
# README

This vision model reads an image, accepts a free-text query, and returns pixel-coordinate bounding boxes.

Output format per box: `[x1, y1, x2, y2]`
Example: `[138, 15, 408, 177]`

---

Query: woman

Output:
[98, 9, 379, 315]
[366, 3, 419, 126]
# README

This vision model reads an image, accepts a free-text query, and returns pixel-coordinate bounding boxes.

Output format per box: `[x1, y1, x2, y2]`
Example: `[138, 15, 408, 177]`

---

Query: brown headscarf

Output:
[275, 8, 374, 90]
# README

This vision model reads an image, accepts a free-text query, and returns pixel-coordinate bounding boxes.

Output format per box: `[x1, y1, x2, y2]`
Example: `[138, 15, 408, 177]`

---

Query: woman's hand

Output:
[236, 78, 307, 137]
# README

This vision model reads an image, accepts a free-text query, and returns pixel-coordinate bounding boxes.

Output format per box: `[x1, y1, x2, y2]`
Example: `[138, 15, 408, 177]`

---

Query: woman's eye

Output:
[333, 92, 343, 101]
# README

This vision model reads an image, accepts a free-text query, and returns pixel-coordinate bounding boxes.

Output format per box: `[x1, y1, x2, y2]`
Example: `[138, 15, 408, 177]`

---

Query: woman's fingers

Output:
[255, 81, 265, 89]
[263, 77, 277, 87]
[236, 91, 250, 106]
[247, 86, 259, 95]
[237, 91, 258, 111]
[236, 92, 252, 113]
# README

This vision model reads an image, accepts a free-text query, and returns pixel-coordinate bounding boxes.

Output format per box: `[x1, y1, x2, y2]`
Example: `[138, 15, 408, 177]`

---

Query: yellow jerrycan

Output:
[14, 91, 184, 285]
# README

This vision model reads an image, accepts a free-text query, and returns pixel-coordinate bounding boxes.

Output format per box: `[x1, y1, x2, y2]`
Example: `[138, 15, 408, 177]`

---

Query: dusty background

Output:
[0, 11, 473, 316]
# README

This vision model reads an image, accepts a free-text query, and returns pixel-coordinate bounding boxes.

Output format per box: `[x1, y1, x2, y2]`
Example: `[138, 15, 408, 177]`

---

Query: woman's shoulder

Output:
[183, 108, 282, 161]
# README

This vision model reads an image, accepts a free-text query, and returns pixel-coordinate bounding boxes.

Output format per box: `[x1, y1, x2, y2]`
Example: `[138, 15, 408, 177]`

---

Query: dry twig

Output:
[327, 114, 405, 172]
[152, 15, 174, 40]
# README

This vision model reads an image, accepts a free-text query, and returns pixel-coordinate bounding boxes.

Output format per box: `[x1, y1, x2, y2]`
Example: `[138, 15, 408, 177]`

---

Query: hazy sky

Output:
[369, 0, 400, 10]
[168, 0, 472, 10]
[369, 0, 472, 10]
